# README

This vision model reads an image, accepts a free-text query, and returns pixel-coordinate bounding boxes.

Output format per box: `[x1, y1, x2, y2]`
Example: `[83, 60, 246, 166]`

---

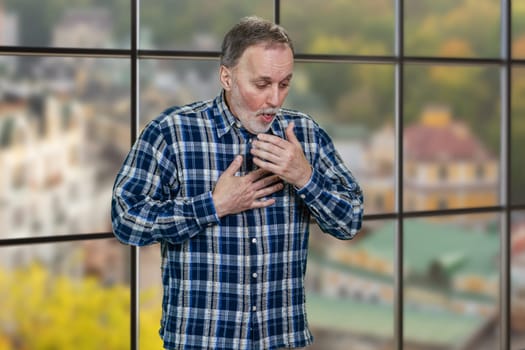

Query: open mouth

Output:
[260, 114, 275, 123]
[258, 108, 279, 123]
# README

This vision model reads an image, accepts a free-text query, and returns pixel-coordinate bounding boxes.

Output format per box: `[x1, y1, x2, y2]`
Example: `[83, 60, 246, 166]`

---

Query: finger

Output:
[250, 198, 276, 209]
[285, 122, 300, 146]
[256, 133, 287, 149]
[252, 135, 288, 159]
[224, 155, 243, 175]
[251, 147, 279, 165]
[253, 156, 279, 174]
[254, 174, 281, 189]
[256, 181, 284, 197]
[247, 167, 272, 180]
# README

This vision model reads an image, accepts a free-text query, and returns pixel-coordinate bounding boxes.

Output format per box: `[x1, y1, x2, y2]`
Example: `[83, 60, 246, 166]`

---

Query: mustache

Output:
[256, 108, 280, 115]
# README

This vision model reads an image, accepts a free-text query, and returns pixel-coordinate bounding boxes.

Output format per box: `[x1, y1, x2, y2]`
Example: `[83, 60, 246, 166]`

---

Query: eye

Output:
[279, 81, 291, 89]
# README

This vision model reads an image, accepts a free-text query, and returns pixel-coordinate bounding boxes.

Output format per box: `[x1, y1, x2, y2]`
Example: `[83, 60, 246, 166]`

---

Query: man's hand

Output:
[212, 155, 284, 218]
[251, 122, 312, 188]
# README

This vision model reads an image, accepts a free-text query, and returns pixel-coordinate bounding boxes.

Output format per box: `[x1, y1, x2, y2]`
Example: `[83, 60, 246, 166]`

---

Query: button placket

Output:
[248, 228, 259, 315]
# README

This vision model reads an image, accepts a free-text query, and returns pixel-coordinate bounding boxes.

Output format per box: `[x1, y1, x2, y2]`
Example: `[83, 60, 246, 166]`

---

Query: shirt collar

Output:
[213, 90, 285, 139]
[214, 90, 238, 138]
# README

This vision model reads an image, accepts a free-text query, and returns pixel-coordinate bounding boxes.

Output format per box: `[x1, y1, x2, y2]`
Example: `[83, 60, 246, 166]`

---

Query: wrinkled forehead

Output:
[235, 43, 294, 77]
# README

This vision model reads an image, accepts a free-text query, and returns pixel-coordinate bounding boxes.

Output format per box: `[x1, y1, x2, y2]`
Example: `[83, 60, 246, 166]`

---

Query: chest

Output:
[170, 129, 259, 195]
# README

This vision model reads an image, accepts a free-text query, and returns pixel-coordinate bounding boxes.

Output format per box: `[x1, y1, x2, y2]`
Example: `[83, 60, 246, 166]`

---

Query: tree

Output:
[0, 263, 163, 349]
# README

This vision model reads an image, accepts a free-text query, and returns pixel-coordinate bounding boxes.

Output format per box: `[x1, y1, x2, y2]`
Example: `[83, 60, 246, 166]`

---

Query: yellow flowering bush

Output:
[0, 263, 163, 349]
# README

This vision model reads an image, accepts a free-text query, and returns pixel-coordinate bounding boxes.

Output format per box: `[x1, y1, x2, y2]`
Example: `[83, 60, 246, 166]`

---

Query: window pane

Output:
[512, 211, 525, 350]
[281, 0, 394, 55]
[405, 0, 501, 58]
[286, 62, 395, 215]
[0, 240, 130, 349]
[0, 56, 130, 238]
[403, 64, 500, 212]
[2, 0, 130, 48]
[140, 0, 273, 50]
[404, 215, 500, 350]
[512, 67, 525, 205]
[139, 59, 221, 128]
[513, 1, 525, 59]
[306, 221, 395, 348]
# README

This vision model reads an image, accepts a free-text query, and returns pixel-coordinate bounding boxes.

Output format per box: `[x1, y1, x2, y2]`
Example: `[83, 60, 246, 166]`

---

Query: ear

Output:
[219, 65, 233, 91]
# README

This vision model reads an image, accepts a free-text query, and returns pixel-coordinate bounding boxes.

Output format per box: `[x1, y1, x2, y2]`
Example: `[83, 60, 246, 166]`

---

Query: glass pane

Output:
[0, 240, 130, 349]
[0, 56, 130, 238]
[405, 0, 501, 58]
[404, 215, 500, 350]
[403, 64, 500, 212]
[306, 221, 395, 349]
[513, 1, 525, 59]
[281, 0, 394, 55]
[139, 59, 221, 128]
[2, 0, 130, 48]
[512, 68, 525, 205]
[139, 245, 163, 349]
[286, 62, 395, 215]
[140, 0, 273, 50]
[512, 211, 525, 350]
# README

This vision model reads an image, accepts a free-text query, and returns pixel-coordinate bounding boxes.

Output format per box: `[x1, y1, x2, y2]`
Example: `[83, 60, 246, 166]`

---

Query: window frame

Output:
[0, 0, 521, 349]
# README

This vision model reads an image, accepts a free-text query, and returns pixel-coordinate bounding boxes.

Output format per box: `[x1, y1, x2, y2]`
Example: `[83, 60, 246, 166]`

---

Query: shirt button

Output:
[252, 272, 258, 279]
[300, 194, 306, 199]
[251, 238, 257, 244]
[252, 306, 257, 312]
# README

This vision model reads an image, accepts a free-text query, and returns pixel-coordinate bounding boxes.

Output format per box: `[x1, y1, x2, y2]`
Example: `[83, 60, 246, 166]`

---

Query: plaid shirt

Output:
[111, 92, 364, 350]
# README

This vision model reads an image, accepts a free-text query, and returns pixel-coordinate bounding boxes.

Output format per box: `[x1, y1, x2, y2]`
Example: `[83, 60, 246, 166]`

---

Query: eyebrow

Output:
[253, 74, 293, 83]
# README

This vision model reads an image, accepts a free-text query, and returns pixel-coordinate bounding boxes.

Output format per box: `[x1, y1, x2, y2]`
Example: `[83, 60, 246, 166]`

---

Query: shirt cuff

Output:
[191, 191, 220, 228]
[295, 168, 325, 203]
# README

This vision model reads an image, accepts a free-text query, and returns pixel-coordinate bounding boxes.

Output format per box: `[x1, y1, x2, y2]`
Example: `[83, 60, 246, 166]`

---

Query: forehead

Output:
[235, 43, 294, 78]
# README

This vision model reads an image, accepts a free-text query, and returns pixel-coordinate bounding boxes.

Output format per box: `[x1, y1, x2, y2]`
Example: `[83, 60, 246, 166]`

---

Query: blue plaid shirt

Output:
[111, 92, 364, 350]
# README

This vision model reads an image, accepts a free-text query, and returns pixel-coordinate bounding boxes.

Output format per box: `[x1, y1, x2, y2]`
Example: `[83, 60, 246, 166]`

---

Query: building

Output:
[362, 106, 498, 215]
[0, 0, 19, 74]
[404, 106, 498, 212]
[0, 91, 98, 272]
[512, 221, 525, 332]
[305, 219, 499, 349]
[52, 7, 112, 48]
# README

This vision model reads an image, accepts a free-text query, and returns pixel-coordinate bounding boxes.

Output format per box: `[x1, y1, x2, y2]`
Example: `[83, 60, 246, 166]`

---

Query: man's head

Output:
[219, 17, 295, 134]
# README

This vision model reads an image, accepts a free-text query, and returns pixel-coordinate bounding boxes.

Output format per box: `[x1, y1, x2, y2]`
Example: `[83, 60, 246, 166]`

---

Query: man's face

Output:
[221, 43, 294, 134]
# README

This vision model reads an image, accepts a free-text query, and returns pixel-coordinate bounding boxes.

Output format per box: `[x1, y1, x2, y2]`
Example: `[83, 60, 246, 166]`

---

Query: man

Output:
[112, 16, 364, 350]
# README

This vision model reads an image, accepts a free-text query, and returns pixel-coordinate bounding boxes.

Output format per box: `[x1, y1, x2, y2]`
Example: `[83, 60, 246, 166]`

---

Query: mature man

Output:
[112, 16, 364, 350]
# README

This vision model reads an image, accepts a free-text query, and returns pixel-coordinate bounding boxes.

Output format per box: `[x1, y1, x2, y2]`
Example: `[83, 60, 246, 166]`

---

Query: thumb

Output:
[224, 155, 243, 175]
[285, 122, 300, 145]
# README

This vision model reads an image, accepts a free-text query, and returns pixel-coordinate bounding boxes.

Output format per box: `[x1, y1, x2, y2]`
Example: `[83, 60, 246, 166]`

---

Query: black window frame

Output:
[0, 1, 522, 349]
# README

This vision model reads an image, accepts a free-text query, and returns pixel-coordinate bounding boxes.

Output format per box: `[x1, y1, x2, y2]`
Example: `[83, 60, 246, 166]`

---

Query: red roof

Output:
[404, 122, 492, 161]
[512, 230, 525, 256]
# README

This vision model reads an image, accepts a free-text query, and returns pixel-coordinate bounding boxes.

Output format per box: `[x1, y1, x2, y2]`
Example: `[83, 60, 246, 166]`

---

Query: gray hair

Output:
[220, 16, 294, 68]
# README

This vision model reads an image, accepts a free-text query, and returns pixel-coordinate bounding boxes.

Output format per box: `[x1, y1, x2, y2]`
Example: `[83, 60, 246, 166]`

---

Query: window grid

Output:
[0, 0, 524, 349]
[500, 1, 511, 349]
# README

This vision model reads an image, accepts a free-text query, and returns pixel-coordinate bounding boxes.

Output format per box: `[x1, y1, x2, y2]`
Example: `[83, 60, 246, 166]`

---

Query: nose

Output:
[267, 84, 280, 107]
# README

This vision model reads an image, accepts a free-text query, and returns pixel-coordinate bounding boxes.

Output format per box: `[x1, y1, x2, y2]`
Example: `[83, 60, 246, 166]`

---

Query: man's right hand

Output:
[212, 155, 284, 218]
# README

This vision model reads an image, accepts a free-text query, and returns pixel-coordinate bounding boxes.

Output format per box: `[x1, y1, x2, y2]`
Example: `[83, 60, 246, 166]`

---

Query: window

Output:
[0, 1, 523, 349]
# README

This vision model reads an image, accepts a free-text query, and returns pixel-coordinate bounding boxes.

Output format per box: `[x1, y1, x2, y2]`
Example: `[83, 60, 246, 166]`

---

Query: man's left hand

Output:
[251, 122, 312, 188]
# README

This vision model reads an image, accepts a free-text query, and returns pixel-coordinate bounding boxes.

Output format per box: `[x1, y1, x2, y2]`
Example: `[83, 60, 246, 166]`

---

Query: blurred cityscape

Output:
[1, 2, 525, 350]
